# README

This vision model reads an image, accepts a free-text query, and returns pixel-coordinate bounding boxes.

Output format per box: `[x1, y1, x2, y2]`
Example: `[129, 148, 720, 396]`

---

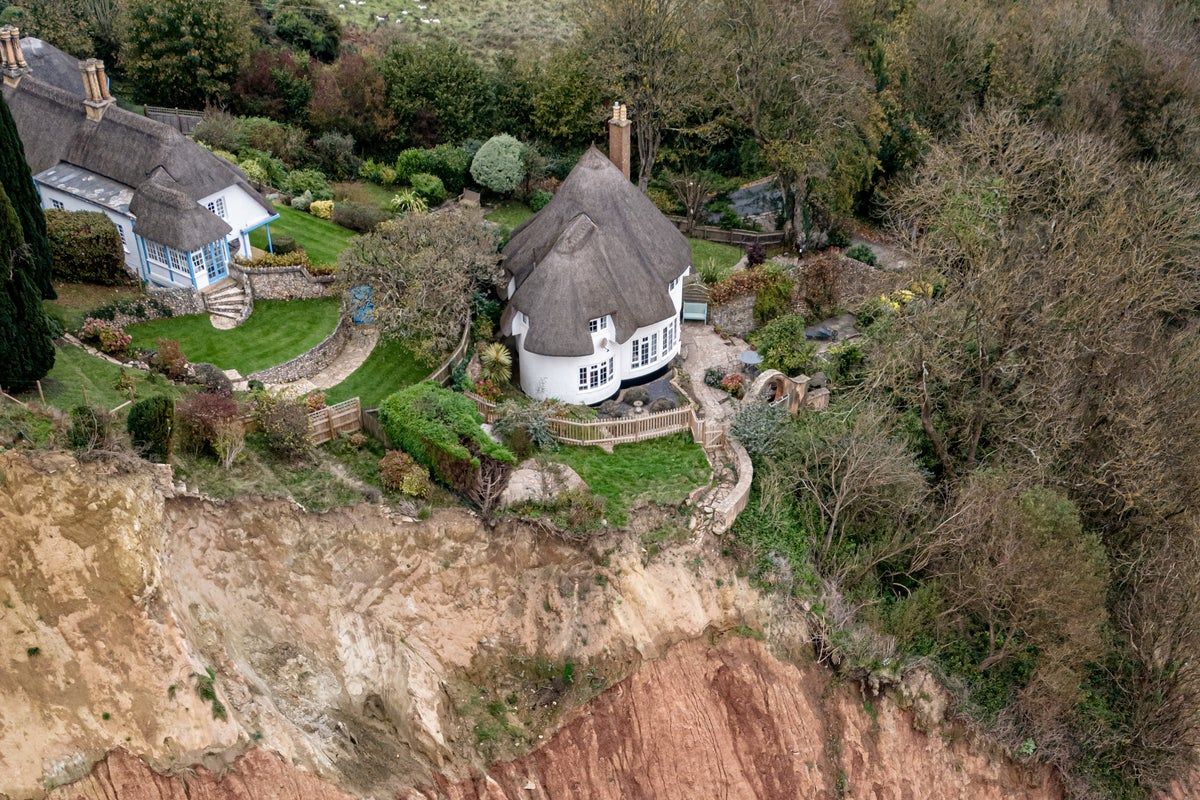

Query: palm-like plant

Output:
[479, 342, 513, 384]
[390, 189, 428, 215]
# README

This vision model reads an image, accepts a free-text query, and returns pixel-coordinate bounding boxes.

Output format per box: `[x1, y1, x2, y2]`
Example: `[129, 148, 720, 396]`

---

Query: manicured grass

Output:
[549, 433, 711, 526]
[46, 282, 147, 332]
[18, 343, 186, 412]
[127, 298, 340, 375]
[250, 203, 356, 267]
[690, 238, 744, 282]
[334, 181, 397, 213]
[485, 201, 535, 237]
[326, 337, 435, 409]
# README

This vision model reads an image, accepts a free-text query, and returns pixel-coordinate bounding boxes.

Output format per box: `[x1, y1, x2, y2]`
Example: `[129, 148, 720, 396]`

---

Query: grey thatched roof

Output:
[502, 146, 691, 357]
[20, 37, 84, 95]
[130, 169, 232, 251]
[3, 39, 272, 251]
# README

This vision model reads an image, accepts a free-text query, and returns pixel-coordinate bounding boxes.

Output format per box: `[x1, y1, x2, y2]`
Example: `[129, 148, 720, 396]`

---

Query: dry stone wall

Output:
[249, 314, 352, 383]
[231, 263, 336, 300]
[709, 293, 756, 339]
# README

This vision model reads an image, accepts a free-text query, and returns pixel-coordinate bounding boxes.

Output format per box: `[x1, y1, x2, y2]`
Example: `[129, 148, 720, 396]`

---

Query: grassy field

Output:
[485, 201, 535, 238]
[320, 0, 575, 56]
[250, 204, 356, 267]
[18, 343, 186, 412]
[326, 337, 435, 408]
[46, 283, 147, 331]
[128, 298, 340, 375]
[690, 239, 744, 282]
[550, 433, 711, 526]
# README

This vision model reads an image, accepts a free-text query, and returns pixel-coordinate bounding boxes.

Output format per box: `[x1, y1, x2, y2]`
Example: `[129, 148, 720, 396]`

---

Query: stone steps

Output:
[202, 279, 249, 328]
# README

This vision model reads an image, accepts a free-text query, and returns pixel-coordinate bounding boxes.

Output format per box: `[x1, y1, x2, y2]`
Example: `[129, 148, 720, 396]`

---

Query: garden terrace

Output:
[250, 203, 355, 267]
[127, 298, 340, 375]
[325, 338, 435, 409]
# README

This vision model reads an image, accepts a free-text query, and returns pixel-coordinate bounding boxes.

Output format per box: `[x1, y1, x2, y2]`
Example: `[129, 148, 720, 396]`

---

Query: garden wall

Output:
[709, 294, 756, 339]
[231, 263, 336, 300]
[101, 289, 205, 328]
[249, 314, 354, 383]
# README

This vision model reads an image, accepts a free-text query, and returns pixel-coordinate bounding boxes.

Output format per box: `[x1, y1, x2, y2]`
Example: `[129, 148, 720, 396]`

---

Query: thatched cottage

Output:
[0, 29, 276, 292]
[500, 104, 691, 404]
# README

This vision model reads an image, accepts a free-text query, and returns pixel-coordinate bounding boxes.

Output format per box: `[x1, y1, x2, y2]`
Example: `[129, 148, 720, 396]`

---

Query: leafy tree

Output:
[270, 0, 341, 61]
[0, 182, 54, 391]
[749, 313, 813, 375]
[527, 47, 610, 150]
[308, 52, 396, 151]
[0, 93, 53, 298]
[337, 208, 501, 360]
[470, 134, 525, 195]
[123, 0, 254, 107]
[382, 40, 494, 146]
[232, 47, 314, 122]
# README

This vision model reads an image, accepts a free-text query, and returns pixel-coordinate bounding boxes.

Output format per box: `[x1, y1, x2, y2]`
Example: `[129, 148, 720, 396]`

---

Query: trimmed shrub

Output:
[239, 159, 270, 185]
[309, 199, 334, 219]
[845, 243, 878, 266]
[528, 189, 553, 212]
[622, 386, 649, 404]
[151, 338, 188, 380]
[395, 148, 438, 183]
[331, 202, 389, 233]
[192, 362, 233, 397]
[252, 392, 311, 460]
[648, 397, 677, 412]
[750, 313, 816, 376]
[395, 144, 471, 194]
[289, 191, 314, 212]
[67, 404, 110, 451]
[45, 210, 129, 285]
[360, 158, 396, 185]
[272, 235, 299, 255]
[312, 131, 361, 180]
[79, 318, 132, 355]
[284, 169, 332, 201]
[409, 172, 447, 207]
[378, 382, 515, 497]
[379, 450, 431, 497]
[237, 250, 312, 270]
[470, 134, 526, 195]
[176, 392, 240, 455]
[127, 395, 174, 462]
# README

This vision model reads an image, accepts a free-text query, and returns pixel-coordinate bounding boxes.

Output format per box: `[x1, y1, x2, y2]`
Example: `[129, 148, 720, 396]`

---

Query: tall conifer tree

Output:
[0, 94, 54, 298]
[0, 181, 54, 391]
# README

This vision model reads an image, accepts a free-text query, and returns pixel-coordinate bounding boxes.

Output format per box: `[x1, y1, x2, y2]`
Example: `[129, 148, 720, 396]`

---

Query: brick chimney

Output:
[607, 101, 631, 181]
[0, 26, 29, 88]
[80, 58, 113, 122]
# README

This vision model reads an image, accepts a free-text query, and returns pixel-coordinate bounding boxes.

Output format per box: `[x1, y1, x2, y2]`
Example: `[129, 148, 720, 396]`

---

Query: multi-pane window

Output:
[662, 319, 677, 353]
[206, 197, 227, 219]
[631, 332, 660, 368]
[145, 240, 168, 267]
[50, 199, 65, 210]
[588, 316, 608, 333]
[115, 224, 127, 250]
[578, 356, 615, 391]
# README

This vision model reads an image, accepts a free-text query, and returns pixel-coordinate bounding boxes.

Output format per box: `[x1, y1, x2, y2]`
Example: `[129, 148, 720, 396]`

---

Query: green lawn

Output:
[326, 338, 435, 408]
[250, 203, 356, 267]
[46, 282, 147, 332]
[550, 433, 711, 526]
[18, 343, 186, 412]
[127, 298, 340, 375]
[334, 181, 396, 213]
[485, 201, 536, 237]
[690, 238, 744, 283]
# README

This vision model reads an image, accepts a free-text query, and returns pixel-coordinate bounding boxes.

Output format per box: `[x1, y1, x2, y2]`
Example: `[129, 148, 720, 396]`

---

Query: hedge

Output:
[378, 382, 515, 495]
[127, 395, 174, 462]
[46, 210, 130, 285]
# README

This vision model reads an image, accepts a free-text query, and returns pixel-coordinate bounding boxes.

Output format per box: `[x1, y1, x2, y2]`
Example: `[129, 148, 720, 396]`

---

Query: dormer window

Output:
[589, 316, 608, 333]
[206, 196, 227, 219]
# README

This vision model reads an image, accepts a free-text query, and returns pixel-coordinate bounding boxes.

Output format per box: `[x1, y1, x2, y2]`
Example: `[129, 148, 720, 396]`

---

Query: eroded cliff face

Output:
[2, 451, 1064, 800]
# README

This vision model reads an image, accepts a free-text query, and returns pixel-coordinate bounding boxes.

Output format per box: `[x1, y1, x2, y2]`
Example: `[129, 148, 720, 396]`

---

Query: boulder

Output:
[501, 459, 588, 508]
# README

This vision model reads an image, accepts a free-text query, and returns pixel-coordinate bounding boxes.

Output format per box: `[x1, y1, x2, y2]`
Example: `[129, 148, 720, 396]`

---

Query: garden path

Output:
[268, 327, 379, 398]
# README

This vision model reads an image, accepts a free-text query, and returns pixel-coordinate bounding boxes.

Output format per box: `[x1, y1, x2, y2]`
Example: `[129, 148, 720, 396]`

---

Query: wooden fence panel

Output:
[360, 407, 392, 448]
[664, 216, 787, 247]
[308, 397, 362, 444]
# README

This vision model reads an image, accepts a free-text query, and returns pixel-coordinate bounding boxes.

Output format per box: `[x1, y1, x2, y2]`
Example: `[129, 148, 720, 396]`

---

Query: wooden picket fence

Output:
[308, 397, 362, 444]
[464, 392, 726, 449]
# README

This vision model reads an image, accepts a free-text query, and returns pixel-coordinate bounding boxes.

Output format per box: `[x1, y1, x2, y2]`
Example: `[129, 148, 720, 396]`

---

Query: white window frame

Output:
[631, 333, 660, 369]
[116, 224, 127, 251]
[50, 199, 65, 210]
[578, 356, 615, 391]
[206, 196, 228, 219]
[588, 315, 608, 333]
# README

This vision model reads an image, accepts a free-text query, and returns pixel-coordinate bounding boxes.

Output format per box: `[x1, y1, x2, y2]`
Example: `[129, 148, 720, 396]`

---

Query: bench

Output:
[682, 301, 708, 324]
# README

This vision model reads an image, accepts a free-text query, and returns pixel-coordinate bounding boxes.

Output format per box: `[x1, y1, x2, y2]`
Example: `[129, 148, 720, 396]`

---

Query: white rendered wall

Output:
[198, 185, 273, 257]
[37, 185, 139, 275]
[515, 267, 688, 404]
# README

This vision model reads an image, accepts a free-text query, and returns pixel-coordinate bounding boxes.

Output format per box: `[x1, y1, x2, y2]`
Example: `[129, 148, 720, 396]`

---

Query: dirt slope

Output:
[2, 450, 1065, 800]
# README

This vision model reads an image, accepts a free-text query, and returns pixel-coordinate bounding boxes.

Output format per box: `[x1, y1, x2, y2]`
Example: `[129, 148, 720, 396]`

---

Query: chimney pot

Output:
[606, 100, 632, 181]
[80, 58, 114, 121]
[0, 26, 29, 87]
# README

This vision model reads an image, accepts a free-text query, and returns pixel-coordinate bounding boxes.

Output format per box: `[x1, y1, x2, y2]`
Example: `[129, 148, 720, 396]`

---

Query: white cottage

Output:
[500, 105, 691, 404]
[0, 29, 277, 293]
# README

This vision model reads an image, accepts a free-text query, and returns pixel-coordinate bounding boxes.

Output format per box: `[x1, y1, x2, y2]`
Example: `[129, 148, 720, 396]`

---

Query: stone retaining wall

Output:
[97, 289, 204, 329]
[711, 439, 753, 535]
[231, 263, 336, 300]
[249, 314, 353, 383]
[709, 294, 756, 339]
